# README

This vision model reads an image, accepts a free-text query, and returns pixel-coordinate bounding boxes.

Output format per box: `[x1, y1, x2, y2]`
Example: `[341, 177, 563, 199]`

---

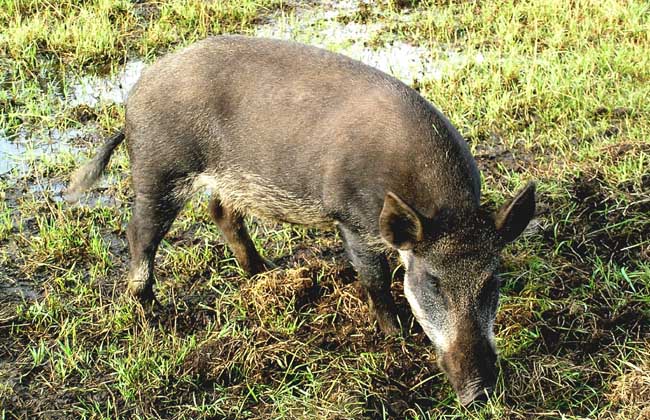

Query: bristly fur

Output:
[68, 36, 535, 406]
[64, 130, 125, 202]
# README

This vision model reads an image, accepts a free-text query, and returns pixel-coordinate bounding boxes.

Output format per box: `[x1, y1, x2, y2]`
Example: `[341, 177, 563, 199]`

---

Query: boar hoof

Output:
[376, 312, 401, 336]
[128, 281, 156, 303]
[246, 257, 278, 276]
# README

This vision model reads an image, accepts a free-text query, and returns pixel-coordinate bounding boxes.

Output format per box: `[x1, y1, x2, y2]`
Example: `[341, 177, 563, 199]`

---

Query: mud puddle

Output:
[70, 60, 145, 107]
[0, 127, 120, 208]
[1, 57, 145, 175]
[0, 128, 84, 175]
[256, 0, 484, 85]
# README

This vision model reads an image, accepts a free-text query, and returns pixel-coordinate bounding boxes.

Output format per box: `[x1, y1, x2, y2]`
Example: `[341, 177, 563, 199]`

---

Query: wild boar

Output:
[66, 36, 536, 405]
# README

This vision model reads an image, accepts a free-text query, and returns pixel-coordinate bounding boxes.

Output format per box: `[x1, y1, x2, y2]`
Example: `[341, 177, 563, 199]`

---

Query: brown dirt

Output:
[2, 135, 649, 418]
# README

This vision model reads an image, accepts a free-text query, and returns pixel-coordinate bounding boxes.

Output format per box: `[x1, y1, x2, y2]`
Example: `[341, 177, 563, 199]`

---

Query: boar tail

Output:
[64, 129, 125, 202]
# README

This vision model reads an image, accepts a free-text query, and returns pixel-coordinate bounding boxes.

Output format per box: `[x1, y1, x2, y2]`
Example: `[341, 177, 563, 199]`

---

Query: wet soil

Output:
[3, 161, 649, 418]
[2, 121, 649, 417]
[549, 172, 650, 271]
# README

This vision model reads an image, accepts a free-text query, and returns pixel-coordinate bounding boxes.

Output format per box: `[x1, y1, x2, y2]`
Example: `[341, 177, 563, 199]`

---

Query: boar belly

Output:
[191, 170, 333, 227]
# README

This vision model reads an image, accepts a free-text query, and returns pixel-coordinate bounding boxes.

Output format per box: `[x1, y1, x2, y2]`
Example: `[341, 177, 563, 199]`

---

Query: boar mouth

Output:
[457, 378, 494, 406]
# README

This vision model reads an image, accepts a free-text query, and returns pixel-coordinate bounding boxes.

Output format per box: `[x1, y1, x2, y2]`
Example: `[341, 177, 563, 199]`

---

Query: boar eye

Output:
[426, 272, 441, 293]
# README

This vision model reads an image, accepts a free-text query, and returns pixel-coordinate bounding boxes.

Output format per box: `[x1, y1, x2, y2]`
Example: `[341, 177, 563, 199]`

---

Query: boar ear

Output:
[379, 192, 424, 250]
[494, 181, 536, 243]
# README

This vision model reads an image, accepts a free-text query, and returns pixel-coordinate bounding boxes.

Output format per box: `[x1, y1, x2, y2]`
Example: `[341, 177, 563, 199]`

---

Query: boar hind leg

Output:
[127, 191, 182, 301]
[208, 197, 275, 275]
[340, 226, 400, 336]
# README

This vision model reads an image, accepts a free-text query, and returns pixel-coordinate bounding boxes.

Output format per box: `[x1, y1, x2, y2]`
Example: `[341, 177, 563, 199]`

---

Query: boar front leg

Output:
[339, 226, 400, 336]
[208, 197, 275, 275]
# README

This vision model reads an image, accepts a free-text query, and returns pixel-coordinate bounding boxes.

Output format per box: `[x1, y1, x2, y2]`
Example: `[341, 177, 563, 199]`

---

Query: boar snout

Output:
[458, 383, 494, 406]
[438, 337, 497, 406]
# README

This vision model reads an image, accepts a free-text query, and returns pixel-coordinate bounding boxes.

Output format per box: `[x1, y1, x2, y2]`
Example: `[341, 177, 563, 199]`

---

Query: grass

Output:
[1, 0, 649, 418]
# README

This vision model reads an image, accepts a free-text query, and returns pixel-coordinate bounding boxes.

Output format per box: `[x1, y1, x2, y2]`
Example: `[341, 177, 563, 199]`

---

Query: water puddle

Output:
[0, 138, 23, 175]
[69, 60, 146, 107]
[0, 127, 117, 207]
[0, 128, 84, 176]
[255, 0, 484, 85]
[1, 61, 143, 206]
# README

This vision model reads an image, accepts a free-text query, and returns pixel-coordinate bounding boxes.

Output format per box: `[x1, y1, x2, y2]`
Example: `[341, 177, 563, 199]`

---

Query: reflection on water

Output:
[70, 60, 146, 107]
[0, 128, 83, 175]
[255, 0, 484, 86]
